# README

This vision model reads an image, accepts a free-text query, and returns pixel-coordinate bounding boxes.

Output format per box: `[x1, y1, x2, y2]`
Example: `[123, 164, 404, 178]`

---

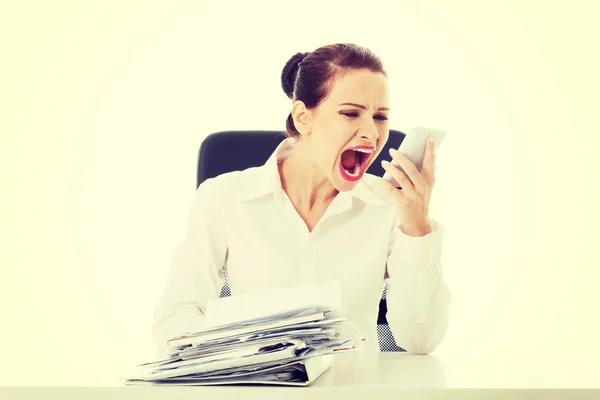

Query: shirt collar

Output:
[239, 137, 388, 207]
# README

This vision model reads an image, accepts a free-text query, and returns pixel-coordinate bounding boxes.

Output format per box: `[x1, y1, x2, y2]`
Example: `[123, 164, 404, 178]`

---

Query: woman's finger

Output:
[421, 135, 436, 186]
[388, 149, 426, 194]
[381, 160, 418, 198]
[375, 176, 406, 201]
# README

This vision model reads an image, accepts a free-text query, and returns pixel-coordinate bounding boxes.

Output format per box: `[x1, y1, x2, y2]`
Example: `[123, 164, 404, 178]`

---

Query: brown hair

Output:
[281, 43, 387, 138]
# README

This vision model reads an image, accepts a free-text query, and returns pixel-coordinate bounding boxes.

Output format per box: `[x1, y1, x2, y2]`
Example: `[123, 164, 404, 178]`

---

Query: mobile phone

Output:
[382, 126, 447, 188]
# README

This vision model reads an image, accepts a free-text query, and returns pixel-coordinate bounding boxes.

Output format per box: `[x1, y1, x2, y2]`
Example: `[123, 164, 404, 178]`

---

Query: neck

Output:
[278, 139, 338, 212]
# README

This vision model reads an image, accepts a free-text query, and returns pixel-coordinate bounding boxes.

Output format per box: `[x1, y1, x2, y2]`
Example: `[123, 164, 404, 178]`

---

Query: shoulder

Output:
[196, 166, 265, 202]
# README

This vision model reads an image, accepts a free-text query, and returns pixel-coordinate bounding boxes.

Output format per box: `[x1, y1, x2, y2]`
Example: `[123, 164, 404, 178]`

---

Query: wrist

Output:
[399, 220, 432, 237]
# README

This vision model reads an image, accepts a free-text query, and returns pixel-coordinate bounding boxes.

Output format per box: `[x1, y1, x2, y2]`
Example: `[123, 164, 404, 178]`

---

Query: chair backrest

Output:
[197, 129, 405, 188]
[196, 129, 407, 352]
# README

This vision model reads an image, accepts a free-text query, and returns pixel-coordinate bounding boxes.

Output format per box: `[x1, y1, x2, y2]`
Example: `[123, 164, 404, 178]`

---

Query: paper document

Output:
[124, 281, 363, 386]
[205, 280, 342, 327]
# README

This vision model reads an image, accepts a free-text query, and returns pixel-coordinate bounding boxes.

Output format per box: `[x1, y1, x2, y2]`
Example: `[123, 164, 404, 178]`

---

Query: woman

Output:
[152, 43, 451, 358]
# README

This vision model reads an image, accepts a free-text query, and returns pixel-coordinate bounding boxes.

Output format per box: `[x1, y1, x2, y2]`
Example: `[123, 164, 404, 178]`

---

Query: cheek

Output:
[376, 135, 388, 152]
[378, 132, 390, 146]
[317, 132, 345, 155]
[311, 138, 339, 170]
[310, 128, 353, 171]
[371, 135, 389, 162]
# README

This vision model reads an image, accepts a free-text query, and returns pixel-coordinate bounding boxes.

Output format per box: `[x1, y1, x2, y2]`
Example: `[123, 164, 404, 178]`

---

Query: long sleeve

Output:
[152, 177, 228, 358]
[384, 214, 452, 355]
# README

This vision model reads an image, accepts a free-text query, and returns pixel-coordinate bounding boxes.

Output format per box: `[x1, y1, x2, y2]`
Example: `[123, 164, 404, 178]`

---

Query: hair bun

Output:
[281, 52, 309, 99]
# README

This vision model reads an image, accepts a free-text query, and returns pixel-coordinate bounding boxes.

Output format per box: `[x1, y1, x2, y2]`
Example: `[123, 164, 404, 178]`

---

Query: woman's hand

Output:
[377, 135, 436, 237]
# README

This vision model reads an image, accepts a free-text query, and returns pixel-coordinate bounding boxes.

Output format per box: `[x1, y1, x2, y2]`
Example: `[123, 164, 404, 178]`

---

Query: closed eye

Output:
[341, 112, 388, 121]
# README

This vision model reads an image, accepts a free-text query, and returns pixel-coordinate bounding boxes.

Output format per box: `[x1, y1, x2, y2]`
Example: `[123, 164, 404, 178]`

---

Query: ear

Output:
[291, 100, 313, 137]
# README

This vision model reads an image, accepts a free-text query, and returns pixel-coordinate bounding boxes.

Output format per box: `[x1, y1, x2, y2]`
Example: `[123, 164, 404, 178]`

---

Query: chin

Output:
[333, 181, 359, 193]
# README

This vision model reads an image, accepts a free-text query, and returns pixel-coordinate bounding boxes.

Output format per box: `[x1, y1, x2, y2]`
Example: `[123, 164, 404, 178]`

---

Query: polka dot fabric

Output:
[377, 283, 406, 352]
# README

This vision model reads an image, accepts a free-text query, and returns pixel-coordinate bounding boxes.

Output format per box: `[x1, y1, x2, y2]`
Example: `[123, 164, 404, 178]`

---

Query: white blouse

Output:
[152, 138, 452, 358]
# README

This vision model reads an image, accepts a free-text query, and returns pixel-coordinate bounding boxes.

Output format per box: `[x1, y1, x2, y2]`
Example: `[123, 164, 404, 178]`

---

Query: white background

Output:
[1, 0, 599, 387]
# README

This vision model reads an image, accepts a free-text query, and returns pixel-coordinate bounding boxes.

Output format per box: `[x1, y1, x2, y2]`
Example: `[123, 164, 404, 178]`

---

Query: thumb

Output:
[374, 179, 393, 193]
[374, 179, 404, 201]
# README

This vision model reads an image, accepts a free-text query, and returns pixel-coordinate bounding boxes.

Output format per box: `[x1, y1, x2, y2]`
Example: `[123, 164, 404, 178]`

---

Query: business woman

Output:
[152, 43, 452, 359]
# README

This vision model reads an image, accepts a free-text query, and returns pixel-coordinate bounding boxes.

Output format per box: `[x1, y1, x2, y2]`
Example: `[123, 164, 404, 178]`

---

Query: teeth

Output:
[346, 166, 360, 177]
[354, 148, 374, 153]
[345, 160, 361, 177]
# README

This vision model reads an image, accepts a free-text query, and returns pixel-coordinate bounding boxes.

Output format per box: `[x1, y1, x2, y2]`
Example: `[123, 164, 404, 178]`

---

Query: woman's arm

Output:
[152, 177, 228, 358]
[384, 214, 452, 355]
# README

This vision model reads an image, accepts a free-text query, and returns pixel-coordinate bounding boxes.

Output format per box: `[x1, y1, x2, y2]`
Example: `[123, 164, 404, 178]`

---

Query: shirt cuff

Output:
[390, 218, 445, 275]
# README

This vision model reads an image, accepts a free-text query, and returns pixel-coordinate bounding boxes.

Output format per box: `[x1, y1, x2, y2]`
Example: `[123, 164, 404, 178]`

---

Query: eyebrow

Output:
[339, 102, 390, 111]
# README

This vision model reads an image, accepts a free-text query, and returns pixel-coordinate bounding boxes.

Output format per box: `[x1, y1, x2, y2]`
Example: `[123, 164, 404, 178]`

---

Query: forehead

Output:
[325, 69, 389, 106]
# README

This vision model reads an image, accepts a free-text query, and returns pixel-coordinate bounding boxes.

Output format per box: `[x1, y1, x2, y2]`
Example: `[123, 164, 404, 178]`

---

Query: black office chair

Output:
[196, 129, 406, 352]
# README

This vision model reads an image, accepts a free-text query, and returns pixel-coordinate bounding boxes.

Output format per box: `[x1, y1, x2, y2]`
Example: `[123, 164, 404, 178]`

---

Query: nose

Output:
[360, 124, 379, 143]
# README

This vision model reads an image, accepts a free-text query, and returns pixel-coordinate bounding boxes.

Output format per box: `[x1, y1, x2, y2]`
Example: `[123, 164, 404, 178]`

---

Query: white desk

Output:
[1, 352, 599, 399]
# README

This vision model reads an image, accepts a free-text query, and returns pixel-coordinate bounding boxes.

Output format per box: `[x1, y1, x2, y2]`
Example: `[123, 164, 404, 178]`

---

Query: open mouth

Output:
[339, 146, 375, 181]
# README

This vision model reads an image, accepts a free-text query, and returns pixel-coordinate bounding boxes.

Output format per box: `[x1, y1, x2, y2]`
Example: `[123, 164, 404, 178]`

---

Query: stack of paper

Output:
[125, 282, 365, 386]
